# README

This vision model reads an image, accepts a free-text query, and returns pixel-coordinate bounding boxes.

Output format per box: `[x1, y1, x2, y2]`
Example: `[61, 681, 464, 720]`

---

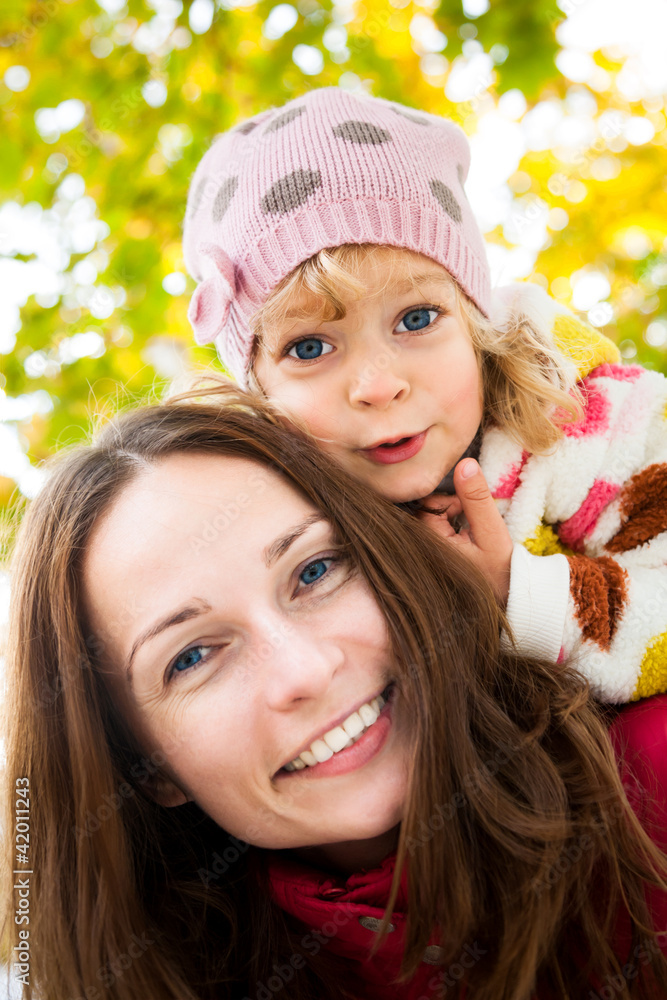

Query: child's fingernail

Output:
[460, 459, 478, 479]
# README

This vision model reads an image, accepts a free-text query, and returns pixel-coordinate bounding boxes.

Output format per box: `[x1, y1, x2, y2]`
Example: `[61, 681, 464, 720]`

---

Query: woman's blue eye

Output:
[171, 645, 213, 676]
[299, 559, 331, 585]
[287, 339, 333, 361]
[396, 308, 439, 333]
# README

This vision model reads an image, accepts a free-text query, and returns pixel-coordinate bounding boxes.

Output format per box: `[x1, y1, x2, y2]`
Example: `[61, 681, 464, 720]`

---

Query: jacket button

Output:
[319, 886, 347, 899]
[422, 945, 445, 965]
[358, 916, 395, 933]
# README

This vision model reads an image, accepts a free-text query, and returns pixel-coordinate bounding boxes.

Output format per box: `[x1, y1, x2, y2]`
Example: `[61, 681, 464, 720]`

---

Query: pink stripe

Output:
[591, 363, 643, 382]
[492, 451, 529, 499]
[561, 382, 611, 438]
[558, 480, 621, 550]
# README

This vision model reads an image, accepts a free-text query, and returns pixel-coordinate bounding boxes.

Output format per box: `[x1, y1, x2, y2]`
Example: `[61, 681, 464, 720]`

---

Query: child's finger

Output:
[452, 459, 511, 556]
[417, 508, 458, 538]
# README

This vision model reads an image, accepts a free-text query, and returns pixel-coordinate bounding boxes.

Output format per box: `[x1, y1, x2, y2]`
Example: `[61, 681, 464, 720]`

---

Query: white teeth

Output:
[342, 712, 365, 738]
[323, 726, 353, 753]
[310, 739, 334, 763]
[281, 687, 391, 773]
[358, 702, 379, 727]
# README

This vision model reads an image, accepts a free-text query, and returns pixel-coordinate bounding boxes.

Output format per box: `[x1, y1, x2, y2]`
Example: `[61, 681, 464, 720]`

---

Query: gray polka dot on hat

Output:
[333, 120, 393, 145]
[189, 176, 208, 219]
[391, 107, 430, 126]
[212, 176, 239, 223]
[235, 120, 258, 135]
[264, 105, 306, 133]
[260, 169, 322, 216]
[429, 179, 462, 223]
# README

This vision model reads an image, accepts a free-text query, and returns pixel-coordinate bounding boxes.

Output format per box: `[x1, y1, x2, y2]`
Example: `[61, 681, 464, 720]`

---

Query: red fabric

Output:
[607, 694, 667, 958]
[265, 696, 667, 999]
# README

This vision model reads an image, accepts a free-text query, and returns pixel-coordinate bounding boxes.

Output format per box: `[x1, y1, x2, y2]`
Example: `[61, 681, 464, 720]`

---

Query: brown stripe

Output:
[567, 555, 629, 650]
[606, 463, 667, 554]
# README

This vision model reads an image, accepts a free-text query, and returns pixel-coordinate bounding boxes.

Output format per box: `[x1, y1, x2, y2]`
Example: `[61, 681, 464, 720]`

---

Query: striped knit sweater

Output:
[479, 284, 667, 704]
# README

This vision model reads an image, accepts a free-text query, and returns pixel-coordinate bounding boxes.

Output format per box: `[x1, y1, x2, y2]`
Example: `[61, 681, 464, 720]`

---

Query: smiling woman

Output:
[2, 378, 667, 1000]
[79, 447, 408, 863]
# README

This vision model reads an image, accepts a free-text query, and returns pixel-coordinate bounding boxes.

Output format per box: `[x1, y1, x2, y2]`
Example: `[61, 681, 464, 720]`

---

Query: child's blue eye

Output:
[396, 308, 439, 333]
[299, 559, 332, 585]
[287, 339, 334, 361]
[171, 645, 213, 676]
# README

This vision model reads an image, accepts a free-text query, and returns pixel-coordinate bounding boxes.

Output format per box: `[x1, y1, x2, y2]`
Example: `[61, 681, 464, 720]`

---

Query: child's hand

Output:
[418, 459, 513, 606]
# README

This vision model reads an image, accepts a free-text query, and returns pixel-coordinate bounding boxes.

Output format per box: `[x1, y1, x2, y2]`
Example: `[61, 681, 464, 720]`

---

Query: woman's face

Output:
[81, 452, 410, 858]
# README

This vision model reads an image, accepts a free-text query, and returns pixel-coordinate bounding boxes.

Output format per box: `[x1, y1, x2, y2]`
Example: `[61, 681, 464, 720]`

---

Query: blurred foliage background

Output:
[1, 0, 667, 567]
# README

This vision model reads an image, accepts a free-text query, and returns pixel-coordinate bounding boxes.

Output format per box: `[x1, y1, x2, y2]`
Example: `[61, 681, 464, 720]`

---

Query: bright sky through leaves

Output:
[1, 0, 666, 585]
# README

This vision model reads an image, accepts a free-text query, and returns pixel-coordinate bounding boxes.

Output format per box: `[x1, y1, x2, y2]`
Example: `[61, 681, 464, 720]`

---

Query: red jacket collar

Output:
[264, 847, 450, 999]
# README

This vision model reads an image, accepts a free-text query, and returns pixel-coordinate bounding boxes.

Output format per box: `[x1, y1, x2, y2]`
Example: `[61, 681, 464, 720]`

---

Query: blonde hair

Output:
[248, 244, 584, 455]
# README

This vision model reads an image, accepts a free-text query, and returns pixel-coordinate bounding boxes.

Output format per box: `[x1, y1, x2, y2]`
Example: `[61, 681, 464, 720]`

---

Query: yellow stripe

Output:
[631, 631, 667, 701]
[552, 315, 620, 379]
[523, 522, 574, 557]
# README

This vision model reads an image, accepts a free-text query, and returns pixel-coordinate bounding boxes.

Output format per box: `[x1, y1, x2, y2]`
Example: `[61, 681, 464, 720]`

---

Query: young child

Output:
[182, 86, 667, 705]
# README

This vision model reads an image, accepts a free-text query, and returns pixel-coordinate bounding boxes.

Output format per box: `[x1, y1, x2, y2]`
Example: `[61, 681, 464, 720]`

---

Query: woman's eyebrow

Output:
[124, 515, 327, 684]
[126, 601, 212, 686]
[263, 512, 327, 568]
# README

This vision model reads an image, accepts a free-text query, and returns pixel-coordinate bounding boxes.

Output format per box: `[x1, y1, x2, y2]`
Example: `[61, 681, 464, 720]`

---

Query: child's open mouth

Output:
[360, 431, 428, 465]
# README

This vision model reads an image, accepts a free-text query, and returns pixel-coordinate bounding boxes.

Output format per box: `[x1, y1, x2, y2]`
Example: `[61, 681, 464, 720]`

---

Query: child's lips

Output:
[358, 430, 428, 465]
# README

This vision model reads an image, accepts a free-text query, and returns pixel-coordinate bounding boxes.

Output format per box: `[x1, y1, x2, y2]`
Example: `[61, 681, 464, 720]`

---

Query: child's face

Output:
[253, 248, 484, 502]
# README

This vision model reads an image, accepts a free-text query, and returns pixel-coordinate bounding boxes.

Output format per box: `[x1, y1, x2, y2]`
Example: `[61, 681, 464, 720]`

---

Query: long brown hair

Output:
[3, 376, 667, 1000]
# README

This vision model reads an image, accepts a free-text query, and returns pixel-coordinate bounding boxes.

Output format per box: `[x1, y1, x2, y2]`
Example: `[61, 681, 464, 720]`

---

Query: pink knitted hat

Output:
[182, 86, 491, 386]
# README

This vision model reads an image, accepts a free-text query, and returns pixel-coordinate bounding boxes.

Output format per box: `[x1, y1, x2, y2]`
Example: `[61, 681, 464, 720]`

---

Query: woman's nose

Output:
[347, 358, 410, 409]
[262, 624, 345, 710]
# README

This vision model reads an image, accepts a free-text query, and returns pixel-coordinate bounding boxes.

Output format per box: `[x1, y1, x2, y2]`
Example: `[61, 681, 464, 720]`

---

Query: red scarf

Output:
[264, 695, 667, 998]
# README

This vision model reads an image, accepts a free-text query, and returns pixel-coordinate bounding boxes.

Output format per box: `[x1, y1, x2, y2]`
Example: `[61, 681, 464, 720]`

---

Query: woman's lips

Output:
[359, 430, 428, 465]
[274, 688, 395, 781]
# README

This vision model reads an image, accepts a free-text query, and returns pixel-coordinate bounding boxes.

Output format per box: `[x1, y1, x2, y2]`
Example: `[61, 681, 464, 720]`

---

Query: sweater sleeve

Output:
[491, 362, 667, 704]
[502, 543, 570, 661]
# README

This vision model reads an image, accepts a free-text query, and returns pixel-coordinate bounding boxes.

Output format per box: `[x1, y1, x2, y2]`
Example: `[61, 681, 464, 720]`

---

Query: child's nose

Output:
[348, 367, 410, 409]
